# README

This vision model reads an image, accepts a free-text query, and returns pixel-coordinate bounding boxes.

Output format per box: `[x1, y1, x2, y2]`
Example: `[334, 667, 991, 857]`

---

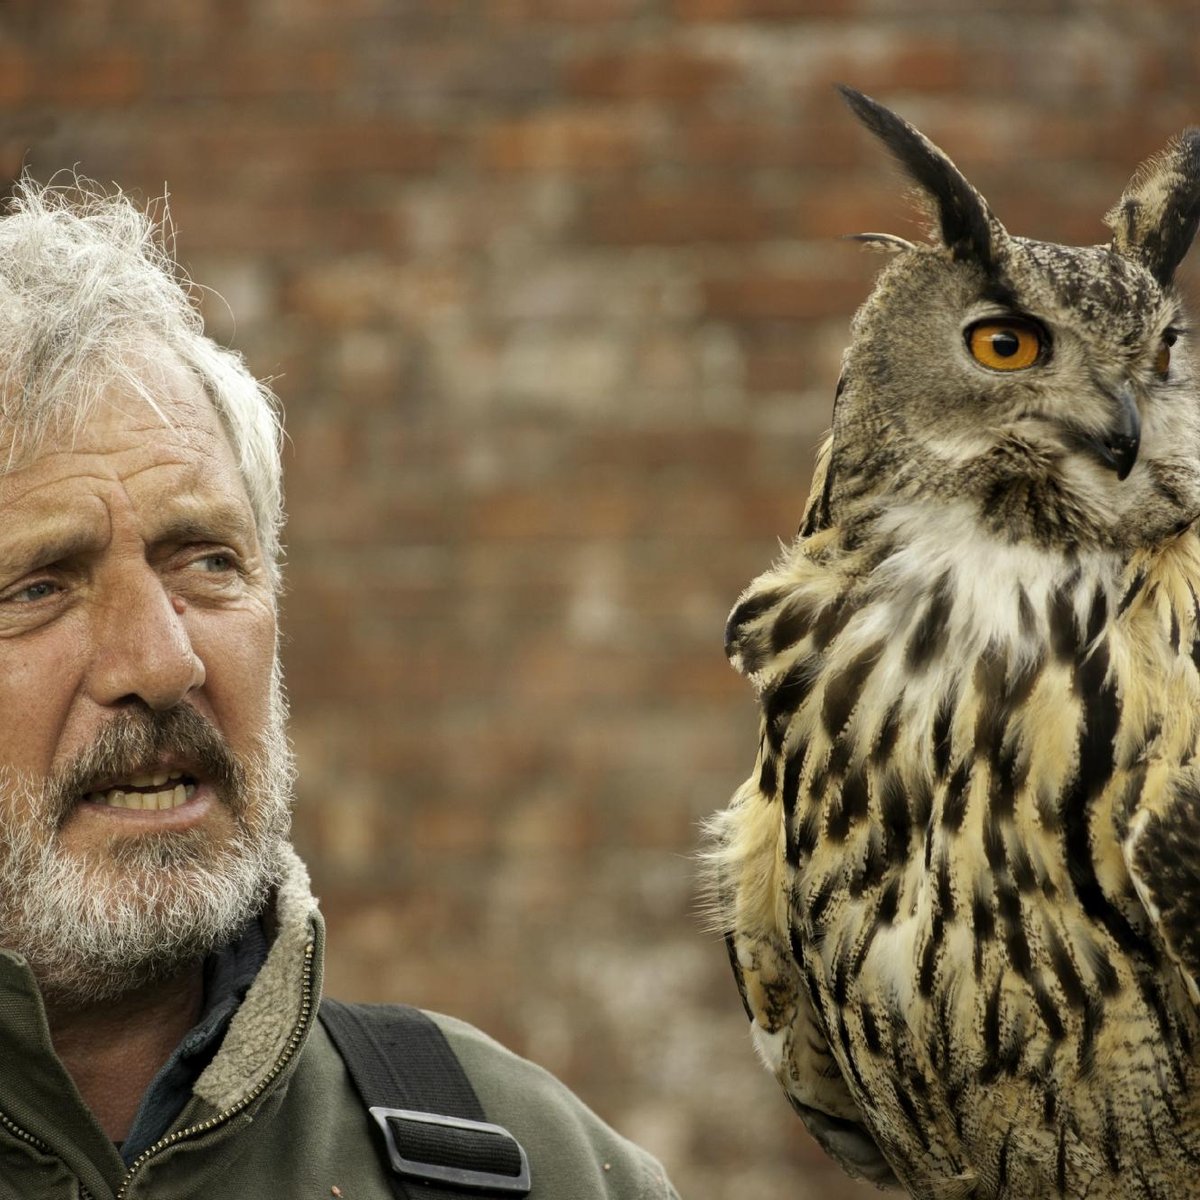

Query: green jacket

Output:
[0, 849, 679, 1199]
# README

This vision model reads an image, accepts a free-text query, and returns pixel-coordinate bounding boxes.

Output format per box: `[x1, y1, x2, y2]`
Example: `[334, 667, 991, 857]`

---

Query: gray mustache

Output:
[51, 705, 242, 821]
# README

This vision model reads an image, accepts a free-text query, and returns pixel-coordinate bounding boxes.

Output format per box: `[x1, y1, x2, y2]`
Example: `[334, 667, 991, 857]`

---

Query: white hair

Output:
[0, 175, 285, 584]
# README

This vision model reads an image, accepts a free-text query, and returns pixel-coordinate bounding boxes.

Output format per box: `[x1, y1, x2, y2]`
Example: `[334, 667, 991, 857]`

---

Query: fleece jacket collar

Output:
[0, 844, 325, 1200]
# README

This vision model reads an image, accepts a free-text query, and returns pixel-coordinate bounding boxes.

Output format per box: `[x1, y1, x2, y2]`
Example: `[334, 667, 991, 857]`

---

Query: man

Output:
[0, 179, 679, 1199]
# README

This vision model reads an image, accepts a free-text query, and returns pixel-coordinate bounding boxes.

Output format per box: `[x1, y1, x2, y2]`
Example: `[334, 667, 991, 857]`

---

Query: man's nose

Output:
[86, 567, 206, 710]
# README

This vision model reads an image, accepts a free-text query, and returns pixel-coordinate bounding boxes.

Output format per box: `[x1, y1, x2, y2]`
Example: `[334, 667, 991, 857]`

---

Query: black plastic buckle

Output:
[369, 1106, 532, 1195]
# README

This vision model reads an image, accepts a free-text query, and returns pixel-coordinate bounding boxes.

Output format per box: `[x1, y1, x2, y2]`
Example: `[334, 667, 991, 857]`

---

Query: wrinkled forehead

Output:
[0, 343, 210, 475]
[1005, 238, 1171, 333]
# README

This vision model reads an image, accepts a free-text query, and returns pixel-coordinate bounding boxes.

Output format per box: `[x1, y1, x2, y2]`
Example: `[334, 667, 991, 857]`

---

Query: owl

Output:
[708, 88, 1200, 1199]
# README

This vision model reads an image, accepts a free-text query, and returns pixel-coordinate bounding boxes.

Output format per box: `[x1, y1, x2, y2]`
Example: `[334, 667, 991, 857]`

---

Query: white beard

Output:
[0, 671, 295, 1005]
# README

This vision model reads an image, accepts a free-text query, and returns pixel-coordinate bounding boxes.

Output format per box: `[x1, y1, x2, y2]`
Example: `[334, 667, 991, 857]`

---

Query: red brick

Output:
[702, 268, 873, 321]
[464, 485, 642, 540]
[792, 178, 915, 240]
[487, 0, 647, 22]
[184, 205, 376, 255]
[802, 39, 973, 97]
[283, 260, 471, 325]
[565, 46, 733, 102]
[480, 110, 642, 173]
[40, 48, 145, 105]
[408, 802, 500, 855]
[658, 652, 741, 700]
[354, 35, 558, 102]
[581, 187, 779, 244]
[743, 339, 818, 393]
[678, 116, 862, 170]
[0, 50, 34, 104]
[154, 46, 346, 100]
[674, 0, 857, 17]
[571, 428, 759, 477]
[161, 196, 324, 253]
[496, 790, 601, 854]
[131, 115, 452, 180]
[296, 121, 453, 175]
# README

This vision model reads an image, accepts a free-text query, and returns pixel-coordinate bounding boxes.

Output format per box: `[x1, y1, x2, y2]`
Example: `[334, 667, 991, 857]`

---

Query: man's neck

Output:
[44, 964, 205, 1143]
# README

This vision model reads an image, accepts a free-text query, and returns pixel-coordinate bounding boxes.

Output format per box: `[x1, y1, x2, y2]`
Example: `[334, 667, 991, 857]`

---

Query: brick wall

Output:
[6, 2, 1200, 1196]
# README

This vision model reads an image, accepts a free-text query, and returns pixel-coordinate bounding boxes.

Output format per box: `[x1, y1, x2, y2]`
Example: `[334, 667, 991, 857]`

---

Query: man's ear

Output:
[837, 84, 1003, 274]
[1105, 129, 1200, 286]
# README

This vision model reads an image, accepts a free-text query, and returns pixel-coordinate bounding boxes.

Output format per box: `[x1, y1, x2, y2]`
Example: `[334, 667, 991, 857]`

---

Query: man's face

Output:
[0, 350, 291, 1003]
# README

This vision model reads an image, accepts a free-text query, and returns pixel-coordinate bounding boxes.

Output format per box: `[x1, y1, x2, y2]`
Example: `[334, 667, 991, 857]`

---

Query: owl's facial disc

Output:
[960, 305, 1141, 481]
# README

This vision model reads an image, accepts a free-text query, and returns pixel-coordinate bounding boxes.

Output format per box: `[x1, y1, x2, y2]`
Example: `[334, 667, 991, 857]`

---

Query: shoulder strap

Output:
[319, 998, 531, 1199]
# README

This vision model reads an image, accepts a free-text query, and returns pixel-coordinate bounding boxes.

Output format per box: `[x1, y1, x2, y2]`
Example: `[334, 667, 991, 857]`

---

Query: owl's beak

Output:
[1076, 385, 1141, 481]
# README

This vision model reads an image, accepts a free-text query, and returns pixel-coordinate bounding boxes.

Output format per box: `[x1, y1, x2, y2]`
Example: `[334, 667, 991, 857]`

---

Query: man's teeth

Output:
[87, 779, 197, 810]
[131, 772, 171, 788]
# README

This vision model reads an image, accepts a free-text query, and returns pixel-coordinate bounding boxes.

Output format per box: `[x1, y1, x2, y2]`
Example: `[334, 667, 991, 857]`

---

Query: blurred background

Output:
[5, 2, 1199, 1196]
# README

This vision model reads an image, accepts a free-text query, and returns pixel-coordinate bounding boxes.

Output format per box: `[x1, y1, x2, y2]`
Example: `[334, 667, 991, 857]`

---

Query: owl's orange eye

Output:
[1154, 332, 1176, 379]
[966, 319, 1044, 371]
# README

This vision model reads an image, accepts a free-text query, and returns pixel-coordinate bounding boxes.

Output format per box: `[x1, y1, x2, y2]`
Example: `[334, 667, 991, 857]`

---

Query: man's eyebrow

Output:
[150, 504, 258, 546]
[0, 531, 103, 578]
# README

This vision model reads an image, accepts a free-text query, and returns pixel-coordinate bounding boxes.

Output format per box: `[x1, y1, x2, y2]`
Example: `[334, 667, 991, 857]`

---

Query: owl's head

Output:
[827, 88, 1200, 552]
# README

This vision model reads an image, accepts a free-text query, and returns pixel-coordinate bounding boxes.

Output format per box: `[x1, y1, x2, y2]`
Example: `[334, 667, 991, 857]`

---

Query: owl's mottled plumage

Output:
[709, 89, 1200, 1198]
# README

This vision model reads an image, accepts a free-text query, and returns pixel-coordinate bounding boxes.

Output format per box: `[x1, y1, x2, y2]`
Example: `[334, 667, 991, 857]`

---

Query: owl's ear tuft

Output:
[837, 85, 999, 273]
[1105, 128, 1200, 286]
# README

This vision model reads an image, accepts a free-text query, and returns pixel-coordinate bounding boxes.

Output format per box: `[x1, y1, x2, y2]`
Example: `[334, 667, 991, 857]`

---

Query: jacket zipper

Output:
[114, 939, 315, 1200]
[0, 1109, 50, 1155]
[0, 941, 314, 1199]
[0, 1113, 95, 1199]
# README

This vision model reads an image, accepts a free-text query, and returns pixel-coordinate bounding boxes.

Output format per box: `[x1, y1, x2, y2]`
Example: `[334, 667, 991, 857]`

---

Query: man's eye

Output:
[9, 580, 59, 603]
[194, 552, 237, 573]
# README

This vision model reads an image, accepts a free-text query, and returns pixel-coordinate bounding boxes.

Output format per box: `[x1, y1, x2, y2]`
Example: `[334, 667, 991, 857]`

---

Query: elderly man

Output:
[0, 180, 678, 1199]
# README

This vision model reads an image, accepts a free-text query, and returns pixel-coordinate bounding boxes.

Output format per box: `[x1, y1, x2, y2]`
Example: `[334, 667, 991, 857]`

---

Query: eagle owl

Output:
[709, 88, 1200, 1198]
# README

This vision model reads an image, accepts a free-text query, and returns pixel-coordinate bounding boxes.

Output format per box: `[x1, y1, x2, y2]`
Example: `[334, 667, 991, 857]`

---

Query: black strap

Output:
[319, 998, 531, 1199]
